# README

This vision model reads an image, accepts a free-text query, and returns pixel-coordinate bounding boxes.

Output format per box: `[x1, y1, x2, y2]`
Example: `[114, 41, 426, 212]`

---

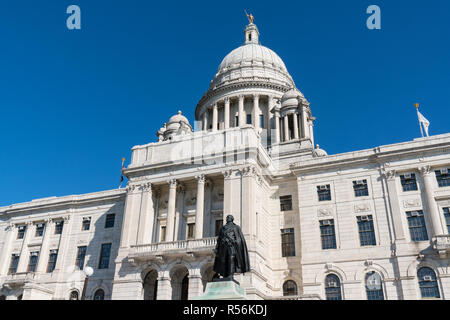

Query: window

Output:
[17, 225, 26, 239]
[47, 250, 58, 273]
[246, 114, 252, 125]
[400, 173, 418, 191]
[98, 243, 112, 269]
[325, 274, 342, 300]
[281, 228, 295, 257]
[235, 116, 239, 126]
[280, 195, 292, 211]
[8, 254, 20, 274]
[27, 252, 39, 272]
[215, 219, 223, 237]
[93, 289, 105, 300]
[75, 246, 87, 270]
[82, 217, 91, 231]
[317, 185, 331, 201]
[282, 280, 298, 296]
[357, 215, 376, 246]
[320, 219, 337, 249]
[353, 179, 369, 197]
[69, 290, 79, 300]
[435, 169, 450, 188]
[444, 208, 450, 234]
[418, 267, 440, 299]
[160, 226, 166, 242]
[259, 115, 264, 128]
[365, 271, 384, 300]
[406, 210, 428, 242]
[35, 223, 45, 237]
[104, 214, 115, 229]
[187, 223, 195, 240]
[54, 221, 64, 235]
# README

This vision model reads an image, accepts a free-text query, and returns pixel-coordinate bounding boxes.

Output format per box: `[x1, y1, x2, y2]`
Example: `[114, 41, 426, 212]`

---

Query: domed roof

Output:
[313, 145, 328, 157]
[281, 87, 304, 109]
[168, 111, 189, 125]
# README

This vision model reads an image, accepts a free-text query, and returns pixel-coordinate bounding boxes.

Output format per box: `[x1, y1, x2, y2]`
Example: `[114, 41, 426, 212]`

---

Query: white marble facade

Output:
[1, 22, 450, 300]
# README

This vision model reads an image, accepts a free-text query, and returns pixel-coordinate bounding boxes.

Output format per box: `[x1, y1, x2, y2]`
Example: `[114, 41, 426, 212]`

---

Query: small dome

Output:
[281, 88, 303, 109]
[313, 144, 328, 157]
[157, 111, 192, 142]
[168, 111, 189, 125]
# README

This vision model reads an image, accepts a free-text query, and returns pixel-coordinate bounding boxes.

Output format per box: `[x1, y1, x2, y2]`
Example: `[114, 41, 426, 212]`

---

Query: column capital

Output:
[195, 174, 206, 184]
[168, 179, 177, 188]
[253, 93, 260, 99]
[238, 94, 245, 100]
[222, 169, 234, 180]
[241, 166, 257, 177]
[418, 165, 432, 176]
[224, 96, 230, 103]
[176, 183, 186, 193]
[382, 168, 396, 181]
[142, 182, 152, 192]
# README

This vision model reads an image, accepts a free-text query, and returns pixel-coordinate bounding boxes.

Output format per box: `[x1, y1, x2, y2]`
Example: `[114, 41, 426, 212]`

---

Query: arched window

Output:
[93, 289, 105, 300]
[365, 271, 384, 300]
[69, 290, 79, 300]
[418, 267, 440, 298]
[325, 274, 342, 300]
[283, 280, 298, 296]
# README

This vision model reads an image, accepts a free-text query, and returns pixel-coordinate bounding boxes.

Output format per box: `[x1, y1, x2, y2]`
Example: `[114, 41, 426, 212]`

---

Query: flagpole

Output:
[415, 103, 424, 138]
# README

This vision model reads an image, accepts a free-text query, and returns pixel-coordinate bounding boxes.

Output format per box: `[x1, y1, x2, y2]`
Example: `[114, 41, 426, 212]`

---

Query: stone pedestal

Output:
[191, 281, 247, 300]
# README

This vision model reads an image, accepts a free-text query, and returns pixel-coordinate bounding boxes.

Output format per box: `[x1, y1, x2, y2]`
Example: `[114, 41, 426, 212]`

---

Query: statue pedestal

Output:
[191, 281, 247, 300]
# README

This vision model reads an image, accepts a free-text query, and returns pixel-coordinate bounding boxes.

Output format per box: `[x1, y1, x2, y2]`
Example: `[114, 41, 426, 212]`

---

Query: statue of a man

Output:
[213, 215, 250, 281]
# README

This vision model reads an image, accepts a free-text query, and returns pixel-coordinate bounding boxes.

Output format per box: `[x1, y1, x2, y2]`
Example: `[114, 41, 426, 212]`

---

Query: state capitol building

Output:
[1, 21, 450, 300]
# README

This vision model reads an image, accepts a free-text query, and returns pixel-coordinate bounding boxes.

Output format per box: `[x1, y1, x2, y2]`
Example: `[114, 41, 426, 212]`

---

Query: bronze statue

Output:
[245, 10, 254, 24]
[213, 215, 250, 281]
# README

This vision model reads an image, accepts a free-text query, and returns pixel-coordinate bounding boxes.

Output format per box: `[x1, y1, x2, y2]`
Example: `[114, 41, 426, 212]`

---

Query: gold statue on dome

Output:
[244, 10, 254, 24]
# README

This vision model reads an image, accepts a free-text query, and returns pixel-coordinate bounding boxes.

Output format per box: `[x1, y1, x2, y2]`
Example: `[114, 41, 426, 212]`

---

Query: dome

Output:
[168, 111, 190, 126]
[157, 111, 192, 142]
[313, 145, 328, 157]
[281, 87, 304, 109]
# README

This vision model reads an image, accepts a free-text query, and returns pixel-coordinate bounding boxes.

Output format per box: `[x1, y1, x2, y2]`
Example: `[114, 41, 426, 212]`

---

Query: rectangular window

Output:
[400, 173, 418, 192]
[320, 219, 337, 249]
[259, 115, 264, 128]
[160, 226, 166, 242]
[280, 195, 293, 211]
[104, 214, 115, 229]
[281, 228, 295, 257]
[54, 221, 64, 235]
[357, 215, 376, 246]
[82, 217, 91, 231]
[246, 114, 252, 125]
[75, 246, 87, 270]
[187, 223, 195, 240]
[17, 225, 26, 239]
[27, 252, 39, 272]
[35, 223, 45, 237]
[47, 250, 58, 273]
[436, 169, 450, 188]
[8, 254, 20, 275]
[317, 185, 331, 201]
[406, 210, 428, 242]
[353, 180, 369, 197]
[98, 243, 112, 269]
[444, 208, 450, 234]
[215, 219, 223, 237]
[235, 116, 239, 127]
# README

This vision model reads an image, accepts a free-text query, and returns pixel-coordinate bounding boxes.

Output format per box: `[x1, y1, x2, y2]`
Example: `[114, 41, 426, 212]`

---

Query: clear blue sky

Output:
[0, 0, 449, 206]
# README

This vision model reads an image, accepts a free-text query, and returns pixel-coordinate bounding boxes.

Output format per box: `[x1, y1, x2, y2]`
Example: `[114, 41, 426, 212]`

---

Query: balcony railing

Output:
[434, 235, 450, 258]
[130, 237, 217, 260]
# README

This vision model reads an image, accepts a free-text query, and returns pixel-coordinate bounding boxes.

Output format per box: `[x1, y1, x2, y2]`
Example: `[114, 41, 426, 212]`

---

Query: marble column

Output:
[274, 112, 280, 143]
[120, 185, 142, 248]
[36, 219, 54, 273]
[175, 183, 185, 240]
[293, 113, 299, 140]
[241, 166, 257, 237]
[383, 169, 405, 240]
[137, 183, 154, 245]
[55, 215, 71, 278]
[300, 105, 309, 139]
[252, 94, 260, 130]
[202, 112, 208, 131]
[195, 175, 205, 239]
[224, 97, 230, 129]
[0, 223, 16, 276]
[267, 95, 273, 132]
[238, 95, 245, 127]
[419, 165, 444, 236]
[188, 269, 203, 299]
[17, 222, 34, 273]
[165, 179, 177, 242]
[212, 103, 218, 132]
[156, 273, 172, 300]
[284, 115, 289, 141]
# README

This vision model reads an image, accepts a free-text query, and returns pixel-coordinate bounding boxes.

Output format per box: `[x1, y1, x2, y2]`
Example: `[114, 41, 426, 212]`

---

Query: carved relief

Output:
[354, 203, 370, 213]
[419, 165, 431, 176]
[403, 199, 421, 208]
[317, 207, 333, 218]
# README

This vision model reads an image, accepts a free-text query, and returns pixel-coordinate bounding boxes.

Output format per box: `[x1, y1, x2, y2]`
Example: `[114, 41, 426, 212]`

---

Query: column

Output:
[195, 175, 205, 239]
[17, 222, 33, 273]
[300, 105, 309, 139]
[293, 113, 299, 139]
[283, 115, 289, 141]
[212, 103, 218, 132]
[151, 188, 161, 243]
[252, 94, 260, 130]
[383, 169, 405, 240]
[0, 223, 16, 276]
[36, 219, 54, 273]
[223, 170, 233, 218]
[419, 165, 444, 236]
[238, 95, 245, 127]
[156, 272, 172, 300]
[165, 179, 177, 242]
[175, 183, 185, 240]
[224, 97, 230, 129]
[241, 166, 257, 237]
[274, 112, 280, 143]
[137, 183, 154, 245]
[202, 112, 208, 131]
[55, 215, 72, 278]
[188, 269, 204, 299]
[267, 95, 273, 132]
